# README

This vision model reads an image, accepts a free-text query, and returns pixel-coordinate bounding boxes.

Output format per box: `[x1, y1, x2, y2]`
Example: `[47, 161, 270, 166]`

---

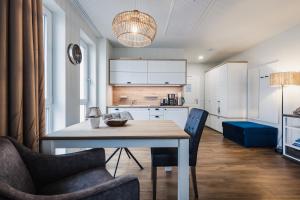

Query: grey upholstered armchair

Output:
[0, 137, 140, 200]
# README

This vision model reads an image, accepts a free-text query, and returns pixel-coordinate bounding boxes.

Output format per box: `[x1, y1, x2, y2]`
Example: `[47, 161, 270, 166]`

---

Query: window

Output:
[80, 40, 90, 122]
[43, 7, 53, 133]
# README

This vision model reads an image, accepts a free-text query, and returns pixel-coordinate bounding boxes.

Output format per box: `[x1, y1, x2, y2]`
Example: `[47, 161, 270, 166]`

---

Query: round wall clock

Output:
[67, 43, 82, 65]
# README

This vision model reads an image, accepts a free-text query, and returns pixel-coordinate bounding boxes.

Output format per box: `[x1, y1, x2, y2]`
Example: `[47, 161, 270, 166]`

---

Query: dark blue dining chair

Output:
[151, 108, 208, 199]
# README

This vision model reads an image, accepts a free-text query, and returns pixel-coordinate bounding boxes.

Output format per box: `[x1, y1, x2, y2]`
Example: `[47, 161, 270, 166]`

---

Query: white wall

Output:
[229, 24, 300, 114]
[44, 0, 101, 131]
[225, 23, 300, 148]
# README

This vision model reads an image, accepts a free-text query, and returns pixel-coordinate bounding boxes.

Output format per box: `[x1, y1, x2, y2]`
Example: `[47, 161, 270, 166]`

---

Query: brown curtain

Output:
[0, 0, 45, 151]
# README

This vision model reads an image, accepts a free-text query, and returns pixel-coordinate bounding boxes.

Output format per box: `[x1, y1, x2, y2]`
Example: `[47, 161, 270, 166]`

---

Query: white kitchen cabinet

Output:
[205, 62, 248, 133]
[149, 108, 164, 116]
[110, 60, 147, 72]
[109, 59, 187, 85]
[110, 72, 148, 85]
[107, 107, 189, 129]
[148, 60, 186, 73]
[108, 107, 150, 120]
[148, 72, 186, 85]
[164, 108, 189, 129]
[150, 115, 164, 120]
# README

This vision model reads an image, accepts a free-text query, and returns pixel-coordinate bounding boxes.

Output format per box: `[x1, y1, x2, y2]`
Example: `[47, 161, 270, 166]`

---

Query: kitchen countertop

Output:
[107, 105, 189, 108]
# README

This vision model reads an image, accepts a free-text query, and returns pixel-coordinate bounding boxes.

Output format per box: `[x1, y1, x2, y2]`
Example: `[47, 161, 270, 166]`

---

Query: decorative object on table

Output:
[104, 119, 128, 127]
[270, 71, 300, 153]
[293, 107, 300, 116]
[112, 3, 157, 47]
[86, 107, 102, 129]
[102, 111, 134, 120]
[67, 43, 82, 64]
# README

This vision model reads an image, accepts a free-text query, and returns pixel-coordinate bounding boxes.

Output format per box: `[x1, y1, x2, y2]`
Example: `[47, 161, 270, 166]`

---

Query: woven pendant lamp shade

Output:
[112, 10, 157, 47]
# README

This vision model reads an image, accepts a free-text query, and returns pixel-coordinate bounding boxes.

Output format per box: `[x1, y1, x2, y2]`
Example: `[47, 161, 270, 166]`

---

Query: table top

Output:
[283, 114, 300, 119]
[41, 120, 189, 140]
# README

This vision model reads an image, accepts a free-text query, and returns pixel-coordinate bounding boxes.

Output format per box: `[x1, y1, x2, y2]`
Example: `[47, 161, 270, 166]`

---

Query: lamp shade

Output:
[270, 72, 300, 86]
[112, 10, 157, 47]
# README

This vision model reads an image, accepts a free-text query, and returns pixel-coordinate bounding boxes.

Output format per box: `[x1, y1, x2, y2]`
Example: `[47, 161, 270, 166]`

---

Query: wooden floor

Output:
[105, 128, 300, 200]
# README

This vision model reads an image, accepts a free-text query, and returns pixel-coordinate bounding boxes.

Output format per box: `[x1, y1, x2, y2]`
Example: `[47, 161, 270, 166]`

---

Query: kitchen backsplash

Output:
[112, 86, 183, 106]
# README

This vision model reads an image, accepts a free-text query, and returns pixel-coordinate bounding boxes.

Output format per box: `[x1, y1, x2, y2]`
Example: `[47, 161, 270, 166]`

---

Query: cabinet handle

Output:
[260, 76, 264, 79]
[155, 108, 159, 110]
[127, 82, 132, 84]
[165, 82, 169, 84]
[115, 108, 119, 111]
[155, 116, 159, 118]
[265, 75, 269, 78]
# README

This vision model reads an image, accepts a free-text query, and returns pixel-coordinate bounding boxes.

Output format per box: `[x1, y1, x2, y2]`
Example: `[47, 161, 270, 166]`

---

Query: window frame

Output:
[43, 6, 53, 133]
[80, 39, 90, 122]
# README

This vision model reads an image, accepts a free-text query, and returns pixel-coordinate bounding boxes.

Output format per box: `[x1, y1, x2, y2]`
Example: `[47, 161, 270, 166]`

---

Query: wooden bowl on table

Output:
[104, 119, 128, 127]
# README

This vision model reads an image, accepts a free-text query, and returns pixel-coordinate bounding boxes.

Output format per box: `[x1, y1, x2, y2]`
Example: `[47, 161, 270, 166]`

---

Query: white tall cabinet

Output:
[205, 62, 248, 133]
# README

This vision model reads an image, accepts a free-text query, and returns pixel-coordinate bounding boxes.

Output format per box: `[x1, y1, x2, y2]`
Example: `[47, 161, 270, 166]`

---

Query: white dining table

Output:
[40, 120, 190, 200]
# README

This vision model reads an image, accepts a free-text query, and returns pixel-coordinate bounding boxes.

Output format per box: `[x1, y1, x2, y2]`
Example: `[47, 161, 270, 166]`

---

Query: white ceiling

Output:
[77, 0, 300, 64]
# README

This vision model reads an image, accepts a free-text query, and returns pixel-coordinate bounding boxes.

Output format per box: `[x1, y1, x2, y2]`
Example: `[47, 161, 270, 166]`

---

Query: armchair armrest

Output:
[8, 137, 105, 186]
[0, 175, 139, 200]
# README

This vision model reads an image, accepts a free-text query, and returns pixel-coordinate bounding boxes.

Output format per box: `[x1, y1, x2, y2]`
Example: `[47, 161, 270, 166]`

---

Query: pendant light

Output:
[112, 2, 157, 47]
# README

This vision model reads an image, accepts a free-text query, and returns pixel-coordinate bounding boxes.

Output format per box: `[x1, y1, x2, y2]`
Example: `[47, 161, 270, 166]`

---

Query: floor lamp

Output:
[270, 72, 300, 153]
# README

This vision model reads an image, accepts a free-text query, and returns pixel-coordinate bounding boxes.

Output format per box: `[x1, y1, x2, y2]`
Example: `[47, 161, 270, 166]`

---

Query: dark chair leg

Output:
[124, 148, 131, 159]
[113, 148, 123, 178]
[106, 148, 120, 163]
[152, 166, 157, 200]
[125, 148, 144, 169]
[191, 166, 198, 198]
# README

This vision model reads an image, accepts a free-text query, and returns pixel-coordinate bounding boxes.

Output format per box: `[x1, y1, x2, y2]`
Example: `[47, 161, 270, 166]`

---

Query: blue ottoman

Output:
[222, 121, 278, 147]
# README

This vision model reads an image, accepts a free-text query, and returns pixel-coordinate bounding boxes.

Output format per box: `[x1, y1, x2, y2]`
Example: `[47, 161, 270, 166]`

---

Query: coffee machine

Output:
[167, 94, 177, 105]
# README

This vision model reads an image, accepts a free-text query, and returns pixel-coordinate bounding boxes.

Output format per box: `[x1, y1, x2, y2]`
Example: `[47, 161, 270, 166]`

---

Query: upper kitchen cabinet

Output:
[110, 60, 148, 85]
[110, 60, 148, 72]
[147, 60, 186, 85]
[109, 59, 187, 85]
